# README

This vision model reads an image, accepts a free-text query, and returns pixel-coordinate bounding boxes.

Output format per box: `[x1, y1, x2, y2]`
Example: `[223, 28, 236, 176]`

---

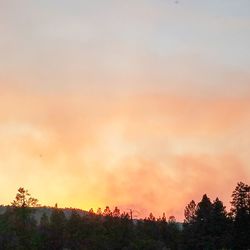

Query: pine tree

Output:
[231, 182, 250, 250]
[184, 200, 196, 224]
[49, 208, 66, 249]
[210, 198, 230, 249]
[12, 187, 39, 208]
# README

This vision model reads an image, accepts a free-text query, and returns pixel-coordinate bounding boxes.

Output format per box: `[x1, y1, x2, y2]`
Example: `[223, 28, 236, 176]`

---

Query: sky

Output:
[0, 0, 250, 220]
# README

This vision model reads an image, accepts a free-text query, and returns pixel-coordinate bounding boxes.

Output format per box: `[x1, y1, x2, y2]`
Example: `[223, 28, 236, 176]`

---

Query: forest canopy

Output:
[0, 182, 249, 250]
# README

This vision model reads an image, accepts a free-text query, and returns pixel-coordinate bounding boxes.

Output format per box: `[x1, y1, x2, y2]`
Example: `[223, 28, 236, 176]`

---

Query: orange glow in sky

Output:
[1, 0, 250, 220]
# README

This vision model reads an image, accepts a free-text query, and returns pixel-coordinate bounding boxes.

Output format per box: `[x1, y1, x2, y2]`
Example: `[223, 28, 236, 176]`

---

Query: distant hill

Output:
[0, 205, 88, 223]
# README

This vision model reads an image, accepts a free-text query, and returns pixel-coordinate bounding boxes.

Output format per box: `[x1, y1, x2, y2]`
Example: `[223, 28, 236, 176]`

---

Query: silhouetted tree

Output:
[4, 188, 40, 249]
[103, 206, 112, 217]
[1, 184, 250, 249]
[11, 187, 39, 208]
[96, 207, 102, 215]
[196, 194, 212, 223]
[39, 212, 50, 250]
[49, 208, 66, 250]
[231, 182, 250, 250]
[88, 208, 94, 215]
[148, 212, 156, 221]
[161, 212, 166, 222]
[66, 210, 84, 250]
[210, 198, 230, 249]
[112, 206, 120, 217]
[182, 194, 213, 250]
[184, 200, 196, 224]
[168, 215, 176, 223]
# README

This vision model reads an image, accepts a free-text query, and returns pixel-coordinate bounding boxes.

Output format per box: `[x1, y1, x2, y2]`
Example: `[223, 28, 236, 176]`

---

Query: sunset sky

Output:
[0, 0, 250, 220]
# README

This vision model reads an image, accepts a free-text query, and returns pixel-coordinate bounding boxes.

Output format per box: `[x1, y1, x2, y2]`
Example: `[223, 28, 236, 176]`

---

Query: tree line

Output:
[0, 182, 249, 250]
